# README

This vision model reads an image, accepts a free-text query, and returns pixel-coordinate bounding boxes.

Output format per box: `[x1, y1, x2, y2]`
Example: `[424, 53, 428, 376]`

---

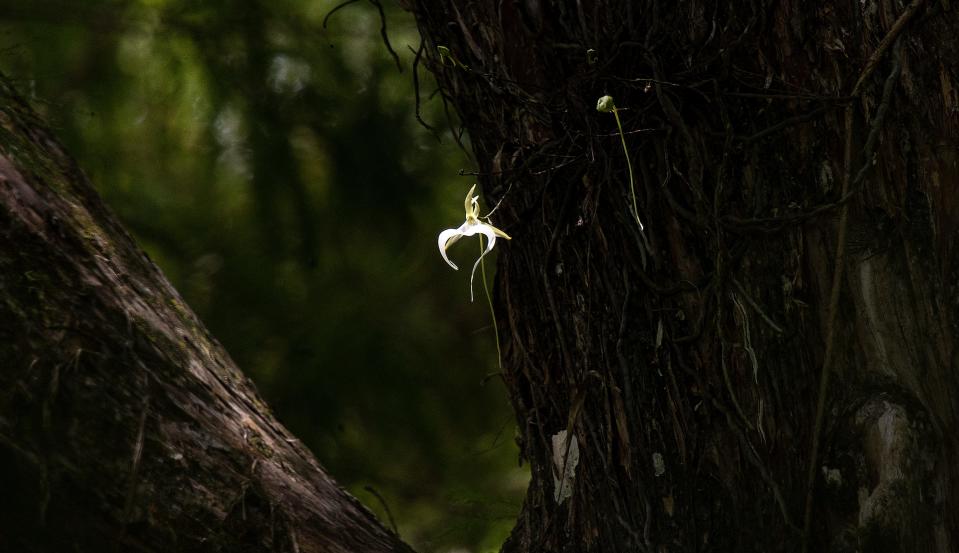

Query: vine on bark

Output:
[410, 0, 954, 550]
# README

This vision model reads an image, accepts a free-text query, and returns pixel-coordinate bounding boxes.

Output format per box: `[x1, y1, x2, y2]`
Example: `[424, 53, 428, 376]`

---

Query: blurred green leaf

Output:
[0, 0, 527, 549]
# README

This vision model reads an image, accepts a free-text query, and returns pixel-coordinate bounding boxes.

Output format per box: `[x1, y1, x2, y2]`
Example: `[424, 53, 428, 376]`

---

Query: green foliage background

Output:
[0, 1, 527, 550]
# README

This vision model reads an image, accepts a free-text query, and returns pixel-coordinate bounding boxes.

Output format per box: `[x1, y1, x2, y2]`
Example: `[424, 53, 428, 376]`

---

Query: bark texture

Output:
[0, 80, 411, 552]
[412, 1, 958, 551]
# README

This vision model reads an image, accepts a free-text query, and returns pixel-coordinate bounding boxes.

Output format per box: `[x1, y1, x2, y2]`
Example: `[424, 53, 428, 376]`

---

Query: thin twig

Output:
[721, 191, 855, 233]
[408, 41, 438, 137]
[363, 486, 399, 535]
[851, 0, 926, 96]
[367, 0, 402, 72]
[852, 53, 902, 189]
[712, 398, 801, 533]
[743, 105, 832, 144]
[482, 180, 513, 219]
[723, 91, 852, 101]
[321, 0, 361, 29]
[801, 2, 923, 547]
[732, 278, 784, 334]
[440, 91, 471, 159]
[720, 341, 755, 431]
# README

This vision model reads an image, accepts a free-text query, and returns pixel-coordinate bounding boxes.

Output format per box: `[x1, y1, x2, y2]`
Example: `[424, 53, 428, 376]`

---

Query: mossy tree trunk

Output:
[412, 1, 959, 551]
[0, 80, 412, 552]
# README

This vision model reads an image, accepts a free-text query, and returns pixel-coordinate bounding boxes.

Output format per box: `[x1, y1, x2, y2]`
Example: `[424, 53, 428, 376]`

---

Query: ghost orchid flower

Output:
[438, 184, 511, 301]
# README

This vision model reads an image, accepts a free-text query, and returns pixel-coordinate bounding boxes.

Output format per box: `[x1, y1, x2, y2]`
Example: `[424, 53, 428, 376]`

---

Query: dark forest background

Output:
[0, 1, 526, 550]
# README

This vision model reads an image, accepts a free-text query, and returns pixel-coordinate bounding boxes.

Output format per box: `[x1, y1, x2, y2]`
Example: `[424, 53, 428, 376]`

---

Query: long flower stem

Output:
[612, 107, 643, 230]
[479, 236, 503, 369]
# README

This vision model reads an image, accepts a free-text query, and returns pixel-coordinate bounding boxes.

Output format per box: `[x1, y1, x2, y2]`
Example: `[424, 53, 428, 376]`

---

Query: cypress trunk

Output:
[412, 1, 958, 551]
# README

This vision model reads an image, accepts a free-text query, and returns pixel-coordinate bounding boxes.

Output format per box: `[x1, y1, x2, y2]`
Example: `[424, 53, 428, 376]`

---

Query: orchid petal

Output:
[468, 224, 498, 302]
[464, 184, 477, 216]
[490, 225, 511, 240]
[438, 227, 465, 270]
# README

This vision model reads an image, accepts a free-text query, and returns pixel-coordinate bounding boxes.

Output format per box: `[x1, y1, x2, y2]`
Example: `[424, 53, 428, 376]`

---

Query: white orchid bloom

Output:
[438, 184, 511, 301]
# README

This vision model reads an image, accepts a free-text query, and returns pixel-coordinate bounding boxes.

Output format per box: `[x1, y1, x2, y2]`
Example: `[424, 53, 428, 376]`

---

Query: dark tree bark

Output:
[0, 80, 412, 552]
[412, 1, 958, 551]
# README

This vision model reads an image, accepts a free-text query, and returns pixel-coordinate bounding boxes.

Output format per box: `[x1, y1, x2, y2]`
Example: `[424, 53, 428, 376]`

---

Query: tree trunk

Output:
[411, 1, 958, 551]
[0, 79, 411, 552]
